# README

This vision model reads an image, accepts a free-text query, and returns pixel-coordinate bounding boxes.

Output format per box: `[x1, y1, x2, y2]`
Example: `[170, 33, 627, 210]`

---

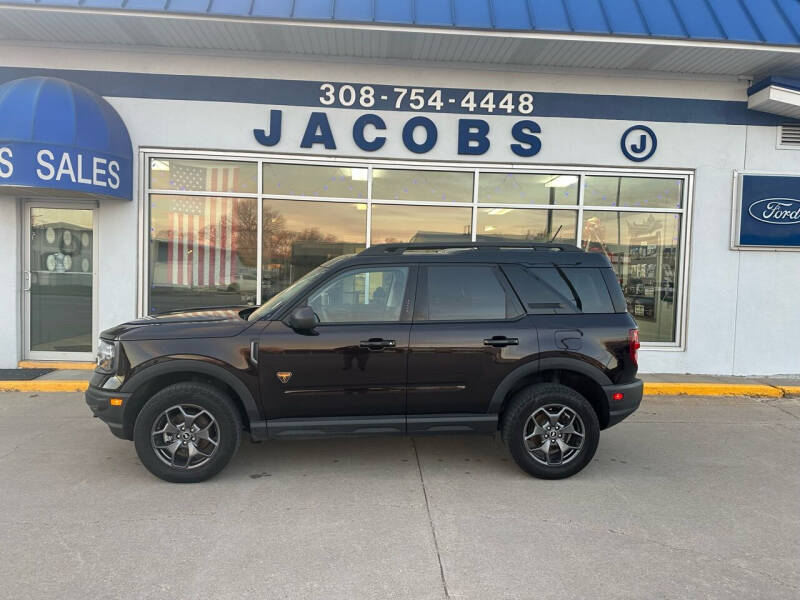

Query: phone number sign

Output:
[316, 82, 534, 116]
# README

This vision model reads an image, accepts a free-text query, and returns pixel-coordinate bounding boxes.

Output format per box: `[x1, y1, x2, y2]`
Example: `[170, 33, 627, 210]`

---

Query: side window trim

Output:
[553, 264, 583, 311]
[492, 265, 525, 319]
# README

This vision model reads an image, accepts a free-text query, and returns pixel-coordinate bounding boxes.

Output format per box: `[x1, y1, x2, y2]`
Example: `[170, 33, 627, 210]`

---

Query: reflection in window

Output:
[584, 176, 683, 209]
[479, 173, 578, 205]
[370, 204, 472, 244]
[477, 208, 577, 244]
[582, 211, 681, 342]
[308, 267, 409, 323]
[150, 159, 258, 194]
[262, 164, 368, 198]
[262, 199, 366, 301]
[372, 169, 473, 202]
[149, 195, 258, 314]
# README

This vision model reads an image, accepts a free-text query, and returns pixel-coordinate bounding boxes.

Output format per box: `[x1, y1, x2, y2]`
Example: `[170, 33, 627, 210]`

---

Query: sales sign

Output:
[735, 173, 800, 248]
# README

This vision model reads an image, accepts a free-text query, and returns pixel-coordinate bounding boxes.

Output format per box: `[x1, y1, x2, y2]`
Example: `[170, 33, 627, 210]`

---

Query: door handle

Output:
[359, 338, 396, 350]
[483, 336, 519, 347]
[250, 341, 258, 366]
[22, 271, 31, 292]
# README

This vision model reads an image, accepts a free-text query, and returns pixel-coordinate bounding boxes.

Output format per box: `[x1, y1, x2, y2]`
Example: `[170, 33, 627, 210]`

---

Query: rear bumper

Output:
[603, 378, 643, 428]
[85, 385, 132, 440]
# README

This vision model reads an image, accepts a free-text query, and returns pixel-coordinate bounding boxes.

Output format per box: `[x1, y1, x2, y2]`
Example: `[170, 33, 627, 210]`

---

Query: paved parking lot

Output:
[1, 393, 798, 600]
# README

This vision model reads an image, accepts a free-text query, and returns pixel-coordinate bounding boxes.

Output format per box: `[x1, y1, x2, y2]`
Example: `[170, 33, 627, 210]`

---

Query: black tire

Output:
[502, 383, 600, 479]
[133, 382, 242, 483]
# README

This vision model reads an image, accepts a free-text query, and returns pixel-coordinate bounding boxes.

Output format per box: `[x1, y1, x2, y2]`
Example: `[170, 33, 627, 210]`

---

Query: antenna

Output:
[549, 225, 563, 243]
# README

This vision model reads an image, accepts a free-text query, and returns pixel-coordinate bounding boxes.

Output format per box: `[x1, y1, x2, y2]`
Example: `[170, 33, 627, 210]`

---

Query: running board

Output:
[261, 414, 499, 439]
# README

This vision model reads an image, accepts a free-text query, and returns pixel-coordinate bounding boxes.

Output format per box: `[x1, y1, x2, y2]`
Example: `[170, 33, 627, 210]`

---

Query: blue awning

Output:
[0, 76, 132, 200]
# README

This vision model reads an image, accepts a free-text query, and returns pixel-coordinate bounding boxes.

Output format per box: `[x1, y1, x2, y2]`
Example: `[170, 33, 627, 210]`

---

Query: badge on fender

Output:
[276, 371, 292, 384]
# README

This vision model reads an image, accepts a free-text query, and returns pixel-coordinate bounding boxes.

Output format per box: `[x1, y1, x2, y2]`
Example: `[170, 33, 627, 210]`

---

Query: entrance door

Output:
[24, 203, 96, 360]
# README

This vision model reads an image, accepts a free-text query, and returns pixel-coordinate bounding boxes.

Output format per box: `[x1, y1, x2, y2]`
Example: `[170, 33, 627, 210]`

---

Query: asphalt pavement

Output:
[1, 393, 798, 600]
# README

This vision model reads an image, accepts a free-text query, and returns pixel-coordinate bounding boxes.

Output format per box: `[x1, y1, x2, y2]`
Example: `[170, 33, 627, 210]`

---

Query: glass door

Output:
[24, 204, 96, 360]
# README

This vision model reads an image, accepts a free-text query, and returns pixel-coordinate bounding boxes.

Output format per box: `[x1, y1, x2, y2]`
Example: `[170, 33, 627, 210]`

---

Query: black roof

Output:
[330, 243, 612, 268]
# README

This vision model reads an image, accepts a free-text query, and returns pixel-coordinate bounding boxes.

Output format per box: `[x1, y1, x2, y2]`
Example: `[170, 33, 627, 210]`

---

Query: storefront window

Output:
[479, 173, 578, 205]
[477, 208, 577, 244]
[146, 157, 688, 344]
[370, 204, 472, 244]
[262, 164, 367, 198]
[149, 158, 258, 194]
[584, 176, 683, 209]
[149, 195, 258, 314]
[261, 199, 366, 300]
[582, 211, 681, 342]
[372, 169, 473, 202]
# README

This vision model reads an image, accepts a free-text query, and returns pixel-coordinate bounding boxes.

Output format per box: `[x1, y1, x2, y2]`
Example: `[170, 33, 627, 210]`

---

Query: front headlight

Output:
[96, 339, 117, 373]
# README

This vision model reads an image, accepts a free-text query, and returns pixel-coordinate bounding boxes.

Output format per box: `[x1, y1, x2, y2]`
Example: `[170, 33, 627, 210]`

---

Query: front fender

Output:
[120, 357, 263, 438]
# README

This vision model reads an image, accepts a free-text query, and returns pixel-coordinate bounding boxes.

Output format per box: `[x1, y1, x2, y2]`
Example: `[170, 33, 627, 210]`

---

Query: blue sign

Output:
[621, 124, 657, 162]
[0, 77, 132, 201]
[254, 109, 543, 157]
[738, 174, 800, 247]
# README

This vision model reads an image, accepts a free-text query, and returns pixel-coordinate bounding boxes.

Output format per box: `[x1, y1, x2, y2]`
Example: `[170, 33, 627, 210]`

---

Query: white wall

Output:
[0, 42, 798, 375]
[0, 196, 19, 368]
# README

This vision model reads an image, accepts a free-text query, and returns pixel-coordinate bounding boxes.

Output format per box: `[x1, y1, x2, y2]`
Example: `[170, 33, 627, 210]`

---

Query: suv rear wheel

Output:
[502, 383, 599, 479]
[133, 382, 242, 483]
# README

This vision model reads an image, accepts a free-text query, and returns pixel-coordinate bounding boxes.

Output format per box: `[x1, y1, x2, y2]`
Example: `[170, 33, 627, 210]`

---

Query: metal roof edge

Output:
[2, 3, 800, 55]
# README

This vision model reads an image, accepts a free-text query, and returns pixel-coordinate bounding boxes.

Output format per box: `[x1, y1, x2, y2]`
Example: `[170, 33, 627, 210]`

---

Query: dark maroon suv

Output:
[86, 242, 643, 483]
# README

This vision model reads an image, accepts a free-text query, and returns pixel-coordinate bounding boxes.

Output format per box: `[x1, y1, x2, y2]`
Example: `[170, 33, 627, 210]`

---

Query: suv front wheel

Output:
[502, 383, 600, 479]
[133, 382, 242, 483]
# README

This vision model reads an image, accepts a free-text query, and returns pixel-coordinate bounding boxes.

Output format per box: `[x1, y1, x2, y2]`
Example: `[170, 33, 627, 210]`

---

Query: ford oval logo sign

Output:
[747, 198, 800, 225]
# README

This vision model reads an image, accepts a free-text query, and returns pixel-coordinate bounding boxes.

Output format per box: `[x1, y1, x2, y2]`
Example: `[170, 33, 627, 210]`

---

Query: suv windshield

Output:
[247, 266, 329, 322]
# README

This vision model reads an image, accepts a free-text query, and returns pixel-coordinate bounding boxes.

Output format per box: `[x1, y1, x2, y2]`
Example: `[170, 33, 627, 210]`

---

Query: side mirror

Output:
[287, 306, 318, 331]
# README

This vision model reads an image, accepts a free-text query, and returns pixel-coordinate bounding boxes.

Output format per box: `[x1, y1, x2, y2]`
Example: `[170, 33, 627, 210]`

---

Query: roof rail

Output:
[359, 242, 581, 255]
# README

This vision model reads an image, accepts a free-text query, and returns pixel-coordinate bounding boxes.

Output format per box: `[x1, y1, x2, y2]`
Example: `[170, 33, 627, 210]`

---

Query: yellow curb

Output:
[643, 382, 783, 397]
[778, 385, 800, 396]
[0, 380, 89, 393]
[18, 361, 95, 370]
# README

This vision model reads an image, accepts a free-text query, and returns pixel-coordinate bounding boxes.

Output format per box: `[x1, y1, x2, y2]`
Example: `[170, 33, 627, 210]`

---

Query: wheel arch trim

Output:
[487, 357, 612, 414]
[121, 359, 261, 425]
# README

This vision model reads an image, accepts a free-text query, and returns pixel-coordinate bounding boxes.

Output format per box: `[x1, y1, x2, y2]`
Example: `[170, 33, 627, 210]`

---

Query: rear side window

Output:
[502, 265, 615, 314]
[418, 265, 523, 321]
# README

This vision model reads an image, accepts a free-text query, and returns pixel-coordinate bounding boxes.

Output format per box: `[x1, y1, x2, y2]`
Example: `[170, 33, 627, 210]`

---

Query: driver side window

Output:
[307, 267, 410, 324]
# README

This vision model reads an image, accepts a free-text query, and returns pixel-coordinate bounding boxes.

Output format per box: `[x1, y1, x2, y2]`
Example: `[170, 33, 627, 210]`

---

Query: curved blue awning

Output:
[0, 76, 132, 200]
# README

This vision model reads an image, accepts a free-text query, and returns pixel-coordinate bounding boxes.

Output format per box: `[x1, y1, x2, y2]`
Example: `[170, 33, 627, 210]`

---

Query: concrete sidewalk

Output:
[1, 392, 798, 599]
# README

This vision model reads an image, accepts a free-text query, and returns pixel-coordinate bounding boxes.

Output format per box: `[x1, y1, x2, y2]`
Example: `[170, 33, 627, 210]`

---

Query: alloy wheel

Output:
[523, 404, 586, 466]
[150, 404, 220, 470]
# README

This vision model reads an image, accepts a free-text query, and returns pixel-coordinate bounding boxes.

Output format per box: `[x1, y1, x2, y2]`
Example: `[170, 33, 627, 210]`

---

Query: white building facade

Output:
[0, 3, 799, 375]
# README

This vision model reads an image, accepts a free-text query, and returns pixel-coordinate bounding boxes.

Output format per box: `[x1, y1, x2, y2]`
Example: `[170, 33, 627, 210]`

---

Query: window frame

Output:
[139, 149, 693, 350]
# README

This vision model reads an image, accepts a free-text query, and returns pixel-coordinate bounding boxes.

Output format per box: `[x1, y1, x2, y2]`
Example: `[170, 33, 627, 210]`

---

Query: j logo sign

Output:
[621, 125, 657, 162]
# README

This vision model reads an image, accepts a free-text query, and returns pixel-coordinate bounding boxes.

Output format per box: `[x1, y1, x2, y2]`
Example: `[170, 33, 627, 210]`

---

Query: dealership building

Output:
[0, 0, 799, 375]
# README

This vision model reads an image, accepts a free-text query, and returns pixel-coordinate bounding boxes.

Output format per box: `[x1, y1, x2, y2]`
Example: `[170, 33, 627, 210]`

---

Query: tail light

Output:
[628, 329, 640, 367]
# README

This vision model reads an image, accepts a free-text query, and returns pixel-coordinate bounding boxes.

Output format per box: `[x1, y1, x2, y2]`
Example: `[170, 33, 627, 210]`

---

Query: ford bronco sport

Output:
[86, 242, 643, 482]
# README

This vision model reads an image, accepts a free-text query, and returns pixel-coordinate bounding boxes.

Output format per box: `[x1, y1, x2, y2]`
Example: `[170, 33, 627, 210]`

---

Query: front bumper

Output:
[85, 384, 132, 440]
[603, 378, 643, 428]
